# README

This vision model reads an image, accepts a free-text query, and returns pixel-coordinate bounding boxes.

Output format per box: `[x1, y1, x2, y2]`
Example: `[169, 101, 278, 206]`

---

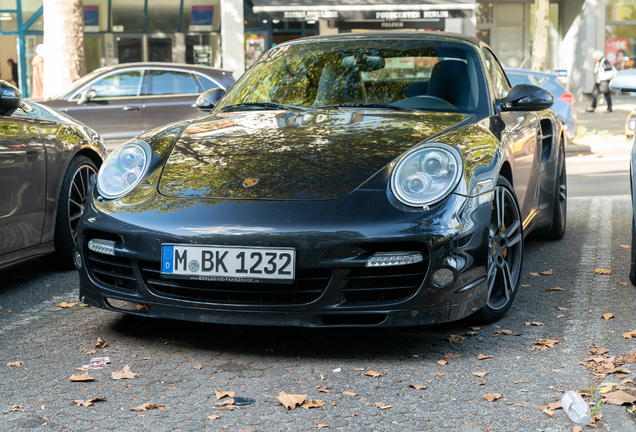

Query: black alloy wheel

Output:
[475, 176, 523, 323]
[52, 155, 98, 267]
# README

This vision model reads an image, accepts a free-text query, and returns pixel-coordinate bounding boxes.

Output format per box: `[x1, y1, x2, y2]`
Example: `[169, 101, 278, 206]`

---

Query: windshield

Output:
[217, 38, 489, 115]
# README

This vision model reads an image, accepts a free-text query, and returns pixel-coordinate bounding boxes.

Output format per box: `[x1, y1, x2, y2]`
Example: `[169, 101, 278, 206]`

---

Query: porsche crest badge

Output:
[243, 178, 259, 188]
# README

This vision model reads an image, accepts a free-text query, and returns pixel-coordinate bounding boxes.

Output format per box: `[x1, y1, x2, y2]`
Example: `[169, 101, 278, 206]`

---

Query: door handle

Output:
[122, 106, 141, 111]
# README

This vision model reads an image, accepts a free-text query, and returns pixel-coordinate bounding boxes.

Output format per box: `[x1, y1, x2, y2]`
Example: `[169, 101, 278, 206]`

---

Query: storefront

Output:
[605, 0, 636, 71]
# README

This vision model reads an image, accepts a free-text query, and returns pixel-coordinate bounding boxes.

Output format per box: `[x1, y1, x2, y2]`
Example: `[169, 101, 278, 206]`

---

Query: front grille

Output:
[86, 252, 137, 291]
[139, 261, 331, 305]
[339, 261, 427, 303]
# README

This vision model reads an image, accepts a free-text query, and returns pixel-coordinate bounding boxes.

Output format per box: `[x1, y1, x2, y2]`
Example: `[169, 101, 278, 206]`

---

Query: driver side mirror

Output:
[0, 80, 22, 116]
[195, 88, 225, 112]
[77, 88, 97, 105]
[497, 84, 554, 112]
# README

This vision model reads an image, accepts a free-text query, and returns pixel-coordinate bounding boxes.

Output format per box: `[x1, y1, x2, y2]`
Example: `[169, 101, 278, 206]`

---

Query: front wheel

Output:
[473, 177, 524, 323]
[51, 155, 98, 268]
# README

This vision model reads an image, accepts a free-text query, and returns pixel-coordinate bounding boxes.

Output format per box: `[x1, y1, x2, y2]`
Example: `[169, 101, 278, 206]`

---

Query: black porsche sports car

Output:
[75, 33, 566, 327]
[0, 81, 106, 270]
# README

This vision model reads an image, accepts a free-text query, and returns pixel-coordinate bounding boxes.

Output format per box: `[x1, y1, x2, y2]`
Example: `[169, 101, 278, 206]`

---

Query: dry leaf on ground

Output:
[602, 312, 615, 320]
[525, 321, 544, 326]
[556, 307, 569, 311]
[301, 399, 323, 409]
[277, 392, 306, 410]
[111, 365, 138, 380]
[316, 387, 330, 393]
[130, 402, 163, 411]
[442, 352, 462, 358]
[494, 329, 513, 335]
[477, 354, 493, 360]
[136, 304, 149, 311]
[595, 269, 612, 275]
[507, 402, 527, 407]
[468, 326, 481, 331]
[623, 329, 636, 339]
[193, 365, 204, 370]
[601, 390, 636, 405]
[409, 384, 427, 390]
[531, 338, 561, 350]
[71, 397, 106, 407]
[56, 301, 78, 308]
[342, 391, 358, 396]
[589, 344, 610, 355]
[619, 282, 630, 286]
[69, 373, 95, 382]
[215, 398, 236, 410]
[215, 391, 236, 400]
[316, 425, 329, 429]
[475, 382, 486, 386]
[364, 370, 382, 378]
[573, 427, 583, 432]
[540, 269, 553, 275]
[6, 361, 23, 367]
[529, 272, 540, 276]
[447, 334, 466, 344]
[472, 371, 488, 378]
[208, 415, 220, 420]
[620, 245, 631, 249]
[514, 380, 531, 384]
[483, 393, 501, 402]
[535, 405, 557, 418]
[95, 337, 108, 349]
[543, 287, 565, 292]
[437, 360, 448, 365]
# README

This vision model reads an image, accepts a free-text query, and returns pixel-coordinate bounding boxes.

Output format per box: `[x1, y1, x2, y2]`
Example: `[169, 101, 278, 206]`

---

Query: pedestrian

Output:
[7, 59, 18, 88]
[586, 50, 616, 113]
[31, 44, 44, 98]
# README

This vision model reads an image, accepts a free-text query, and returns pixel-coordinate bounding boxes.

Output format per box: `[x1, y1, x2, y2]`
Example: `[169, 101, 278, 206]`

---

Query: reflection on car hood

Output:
[158, 109, 469, 200]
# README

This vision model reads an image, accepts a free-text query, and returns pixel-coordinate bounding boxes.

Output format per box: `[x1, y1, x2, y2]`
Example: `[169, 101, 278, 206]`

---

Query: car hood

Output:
[158, 109, 469, 200]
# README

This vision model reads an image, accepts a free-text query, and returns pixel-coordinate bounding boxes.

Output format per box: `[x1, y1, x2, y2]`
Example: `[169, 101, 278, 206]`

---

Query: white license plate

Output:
[161, 244, 295, 281]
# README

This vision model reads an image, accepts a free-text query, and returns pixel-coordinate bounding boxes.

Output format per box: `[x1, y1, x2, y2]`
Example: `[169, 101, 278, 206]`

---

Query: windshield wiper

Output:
[220, 102, 307, 112]
[315, 103, 417, 112]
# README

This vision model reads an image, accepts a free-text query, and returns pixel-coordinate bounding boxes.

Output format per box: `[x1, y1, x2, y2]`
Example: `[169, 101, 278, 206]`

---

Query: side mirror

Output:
[609, 69, 636, 92]
[497, 84, 554, 112]
[0, 80, 22, 116]
[196, 88, 225, 112]
[77, 88, 97, 105]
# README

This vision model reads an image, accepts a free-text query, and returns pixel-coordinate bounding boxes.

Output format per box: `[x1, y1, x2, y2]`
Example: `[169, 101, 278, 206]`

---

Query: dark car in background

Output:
[33, 63, 234, 150]
[506, 68, 577, 141]
[0, 81, 106, 270]
[74, 33, 566, 328]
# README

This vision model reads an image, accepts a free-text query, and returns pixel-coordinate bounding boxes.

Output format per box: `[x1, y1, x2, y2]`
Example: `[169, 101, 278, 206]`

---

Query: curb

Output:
[565, 144, 592, 155]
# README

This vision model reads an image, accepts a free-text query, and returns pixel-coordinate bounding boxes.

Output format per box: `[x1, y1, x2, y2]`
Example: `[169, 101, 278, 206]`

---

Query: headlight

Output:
[97, 139, 151, 199]
[391, 143, 463, 207]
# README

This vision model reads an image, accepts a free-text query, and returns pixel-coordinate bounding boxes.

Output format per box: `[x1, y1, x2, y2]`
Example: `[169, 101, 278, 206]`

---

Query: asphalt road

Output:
[2, 156, 636, 431]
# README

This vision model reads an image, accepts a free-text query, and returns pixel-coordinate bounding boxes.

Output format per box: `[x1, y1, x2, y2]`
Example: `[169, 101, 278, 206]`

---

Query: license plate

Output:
[161, 244, 295, 281]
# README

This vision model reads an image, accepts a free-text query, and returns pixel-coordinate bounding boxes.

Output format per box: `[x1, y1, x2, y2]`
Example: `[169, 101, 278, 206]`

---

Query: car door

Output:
[142, 69, 206, 132]
[64, 68, 146, 146]
[0, 104, 46, 255]
[484, 49, 540, 221]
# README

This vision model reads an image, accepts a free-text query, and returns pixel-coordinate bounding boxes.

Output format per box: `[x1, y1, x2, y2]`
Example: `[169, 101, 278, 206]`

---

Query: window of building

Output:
[606, 0, 636, 70]
[83, 0, 109, 32]
[181, 0, 220, 32]
[147, 0, 180, 31]
[111, 0, 144, 32]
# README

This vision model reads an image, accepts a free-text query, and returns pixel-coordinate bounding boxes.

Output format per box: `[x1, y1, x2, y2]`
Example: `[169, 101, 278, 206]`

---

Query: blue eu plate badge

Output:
[162, 245, 174, 273]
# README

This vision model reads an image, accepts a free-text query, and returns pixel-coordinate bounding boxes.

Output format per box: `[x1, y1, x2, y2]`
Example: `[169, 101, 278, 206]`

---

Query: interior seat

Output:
[426, 60, 471, 108]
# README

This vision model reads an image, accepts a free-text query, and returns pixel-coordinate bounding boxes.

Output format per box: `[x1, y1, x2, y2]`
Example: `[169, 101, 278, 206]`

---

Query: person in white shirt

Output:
[586, 50, 614, 113]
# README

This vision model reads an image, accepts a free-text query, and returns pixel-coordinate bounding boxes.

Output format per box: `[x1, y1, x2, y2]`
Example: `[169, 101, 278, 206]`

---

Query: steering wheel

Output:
[393, 95, 456, 110]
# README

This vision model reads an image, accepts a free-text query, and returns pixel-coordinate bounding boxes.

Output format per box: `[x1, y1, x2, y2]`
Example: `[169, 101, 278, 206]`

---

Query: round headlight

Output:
[97, 140, 151, 199]
[391, 143, 463, 207]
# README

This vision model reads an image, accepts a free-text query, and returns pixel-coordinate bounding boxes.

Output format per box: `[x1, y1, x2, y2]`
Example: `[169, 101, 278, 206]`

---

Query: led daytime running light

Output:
[88, 239, 116, 256]
[365, 252, 423, 267]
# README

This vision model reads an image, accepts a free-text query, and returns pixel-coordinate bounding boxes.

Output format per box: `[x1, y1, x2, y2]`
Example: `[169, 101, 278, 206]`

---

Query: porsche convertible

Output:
[74, 32, 566, 327]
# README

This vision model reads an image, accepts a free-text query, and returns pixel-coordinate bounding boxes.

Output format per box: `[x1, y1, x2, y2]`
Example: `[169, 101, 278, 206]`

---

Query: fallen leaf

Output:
[595, 269, 612, 275]
[531, 338, 561, 351]
[56, 302, 78, 308]
[622, 329, 636, 339]
[621, 245, 631, 249]
[409, 384, 427, 390]
[354, 368, 364, 371]
[543, 287, 565, 292]
[301, 399, 323, 410]
[602, 390, 636, 405]
[529, 272, 540, 276]
[316, 425, 330, 429]
[525, 321, 544, 326]
[437, 360, 448, 365]
[477, 354, 493, 360]
[215, 398, 235, 407]
[316, 386, 330, 393]
[342, 391, 358, 396]
[600, 386, 614, 394]
[588, 344, 610, 355]
[71, 397, 106, 407]
[573, 427, 583, 432]
[472, 371, 488, 378]
[556, 307, 569, 311]
[277, 392, 306, 411]
[215, 391, 236, 400]
[69, 373, 95, 382]
[437, 373, 445, 376]
[494, 329, 513, 335]
[130, 402, 163, 411]
[6, 361, 23, 367]
[364, 370, 381, 378]
[619, 282, 630, 286]
[135, 304, 149, 312]
[520, 284, 531, 287]
[506, 402, 527, 407]
[514, 380, 531, 384]
[540, 269, 553, 275]
[442, 352, 462, 359]
[193, 365, 204, 370]
[483, 393, 501, 402]
[95, 337, 108, 349]
[622, 379, 634, 384]
[111, 365, 138, 380]
[447, 334, 466, 344]
[475, 382, 487, 386]
[602, 313, 615, 320]
[208, 415, 220, 420]
[468, 326, 481, 331]
[535, 405, 557, 418]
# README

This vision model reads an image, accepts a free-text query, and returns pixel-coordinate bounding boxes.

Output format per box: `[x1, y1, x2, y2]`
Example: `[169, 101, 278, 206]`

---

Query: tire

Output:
[50, 155, 98, 268]
[542, 145, 567, 240]
[630, 215, 636, 286]
[473, 176, 524, 323]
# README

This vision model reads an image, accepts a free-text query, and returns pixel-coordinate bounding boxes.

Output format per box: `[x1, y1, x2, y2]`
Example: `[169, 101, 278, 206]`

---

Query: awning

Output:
[252, 1, 475, 21]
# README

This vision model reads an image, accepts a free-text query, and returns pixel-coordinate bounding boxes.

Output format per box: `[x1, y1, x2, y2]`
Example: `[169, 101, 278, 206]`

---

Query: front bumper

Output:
[76, 187, 492, 327]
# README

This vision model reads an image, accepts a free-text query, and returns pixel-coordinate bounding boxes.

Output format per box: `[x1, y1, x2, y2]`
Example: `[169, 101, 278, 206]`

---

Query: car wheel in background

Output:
[474, 176, 523, 323]
[543, 145, 567, 240]
[51, 155, 98, 267]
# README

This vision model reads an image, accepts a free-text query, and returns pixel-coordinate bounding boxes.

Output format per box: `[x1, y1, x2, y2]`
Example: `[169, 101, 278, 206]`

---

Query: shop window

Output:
[146, 70, 199, 96]
[117, 37, 142, 63]
[112, 0, 144, 32]
[147, 0, 180, 31]
[148, 37, 173, 62]
[0, 13, 18, 32]
[0, 0, 17, 8]
[606, 26, 636, 70]
[607, 0, 636, 22]
[477, 3, 493, 24]
[186, 34, 212, 65]
[181, 0, 220, 32]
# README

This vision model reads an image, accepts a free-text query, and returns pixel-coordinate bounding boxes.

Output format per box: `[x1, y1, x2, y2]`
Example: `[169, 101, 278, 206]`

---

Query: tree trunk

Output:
[531, 0, 549, 72]
[43, 0, 85, 98]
